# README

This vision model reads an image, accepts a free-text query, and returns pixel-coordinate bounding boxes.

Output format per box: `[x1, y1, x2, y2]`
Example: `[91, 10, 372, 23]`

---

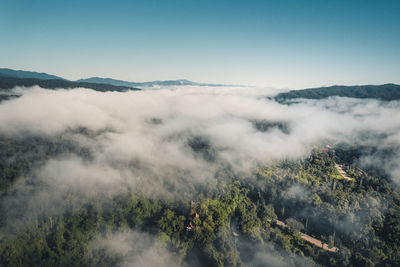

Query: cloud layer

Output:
[1, 86, 400, 226]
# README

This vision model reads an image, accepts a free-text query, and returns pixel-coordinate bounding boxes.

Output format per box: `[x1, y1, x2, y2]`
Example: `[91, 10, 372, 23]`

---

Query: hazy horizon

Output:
[2, 66, 400, 90]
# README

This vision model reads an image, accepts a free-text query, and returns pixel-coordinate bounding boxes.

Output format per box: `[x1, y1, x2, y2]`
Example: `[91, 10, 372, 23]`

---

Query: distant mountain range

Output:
[1, 68, 400, 101]
[0, 68, 240, 88]
[76, 77, 239, 87]
[0, 68, 141, 95]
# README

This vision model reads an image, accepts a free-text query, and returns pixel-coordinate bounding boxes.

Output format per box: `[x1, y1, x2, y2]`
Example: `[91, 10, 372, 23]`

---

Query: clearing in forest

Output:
[335, 164, 354, 181]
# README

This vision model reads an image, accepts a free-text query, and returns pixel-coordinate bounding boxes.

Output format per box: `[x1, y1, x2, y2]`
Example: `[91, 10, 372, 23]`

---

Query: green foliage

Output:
[1, 138, 400, 266]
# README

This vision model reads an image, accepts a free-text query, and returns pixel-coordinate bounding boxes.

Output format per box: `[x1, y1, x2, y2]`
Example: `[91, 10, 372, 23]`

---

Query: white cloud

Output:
[1, 86, 400, 226]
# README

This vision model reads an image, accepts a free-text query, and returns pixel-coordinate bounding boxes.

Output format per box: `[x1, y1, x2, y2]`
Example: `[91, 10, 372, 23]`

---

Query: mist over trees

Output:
[0, 85, 400, 266]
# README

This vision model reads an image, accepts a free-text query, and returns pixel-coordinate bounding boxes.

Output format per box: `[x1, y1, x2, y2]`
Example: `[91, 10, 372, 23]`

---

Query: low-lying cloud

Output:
[88, 230, 180, 267]
[1, 85, 400, 226]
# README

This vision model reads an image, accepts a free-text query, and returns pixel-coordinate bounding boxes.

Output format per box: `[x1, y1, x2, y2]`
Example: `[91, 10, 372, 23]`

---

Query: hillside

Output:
[0, 136, 399, 266]
[275, 84, 400, 101]
[0, 77, 140, 93]
[0, 68, 65, 80]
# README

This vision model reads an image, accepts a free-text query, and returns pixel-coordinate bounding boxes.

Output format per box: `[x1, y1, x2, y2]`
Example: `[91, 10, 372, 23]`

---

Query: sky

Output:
[0, 0, 399, 88]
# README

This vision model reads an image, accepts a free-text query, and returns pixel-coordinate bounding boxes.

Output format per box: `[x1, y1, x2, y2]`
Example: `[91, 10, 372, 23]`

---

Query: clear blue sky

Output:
[1, 0, 399, 88]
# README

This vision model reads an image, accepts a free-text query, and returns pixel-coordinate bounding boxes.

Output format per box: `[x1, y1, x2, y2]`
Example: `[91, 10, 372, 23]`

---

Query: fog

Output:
[1, 86, 400, 205]
[88, 230, 180, 267]
[1, 85, 400, 265]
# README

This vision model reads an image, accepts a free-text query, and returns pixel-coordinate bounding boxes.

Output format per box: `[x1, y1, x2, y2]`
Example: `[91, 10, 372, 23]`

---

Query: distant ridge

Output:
[0, 68, 245, 88]
[0, 77, 140, 93]
[77, 77, 243, 87]
[275, 84, 400, 101]
[0, 68, 64, 80]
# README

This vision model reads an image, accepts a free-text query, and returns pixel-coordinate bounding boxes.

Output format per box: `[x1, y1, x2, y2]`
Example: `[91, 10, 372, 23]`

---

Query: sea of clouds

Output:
[1, 85, 399, 265]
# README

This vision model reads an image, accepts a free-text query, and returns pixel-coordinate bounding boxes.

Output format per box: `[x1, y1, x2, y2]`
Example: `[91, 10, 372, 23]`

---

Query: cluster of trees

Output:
[275, 83, 400, 102]
[255, 150, 400, 265]
[0, 134, 400, 266]
[252, 120, 290, 135]
[0, 134, 90, 192]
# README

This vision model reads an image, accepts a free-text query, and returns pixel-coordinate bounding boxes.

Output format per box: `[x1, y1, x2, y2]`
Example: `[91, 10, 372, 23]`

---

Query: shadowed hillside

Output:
[0, 77, 140, 93]
[275, 84, 400, 102]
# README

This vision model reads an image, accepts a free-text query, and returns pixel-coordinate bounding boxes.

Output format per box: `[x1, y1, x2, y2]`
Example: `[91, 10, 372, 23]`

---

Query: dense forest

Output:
[1, 83, 400, 266]
[275, 84, 400, 102]
[0, 132, 399, 266]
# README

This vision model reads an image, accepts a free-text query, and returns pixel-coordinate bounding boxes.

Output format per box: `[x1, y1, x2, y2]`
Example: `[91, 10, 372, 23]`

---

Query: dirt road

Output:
[275, 220, 338, 253]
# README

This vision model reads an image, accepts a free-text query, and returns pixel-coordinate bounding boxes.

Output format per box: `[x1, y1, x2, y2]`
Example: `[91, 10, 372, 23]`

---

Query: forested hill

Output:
[0, 77, 141, 92]
[275, 83, 400, 102]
